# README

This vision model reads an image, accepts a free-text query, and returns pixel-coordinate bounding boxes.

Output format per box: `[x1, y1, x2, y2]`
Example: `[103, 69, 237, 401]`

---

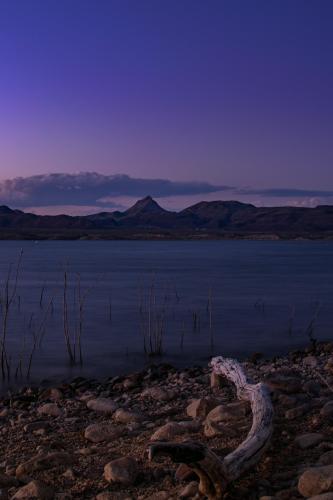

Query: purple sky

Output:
[0, 0, 332, 213]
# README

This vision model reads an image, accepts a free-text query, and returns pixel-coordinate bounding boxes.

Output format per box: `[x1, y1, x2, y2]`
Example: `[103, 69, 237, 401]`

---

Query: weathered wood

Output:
[148, 356, 273, 499]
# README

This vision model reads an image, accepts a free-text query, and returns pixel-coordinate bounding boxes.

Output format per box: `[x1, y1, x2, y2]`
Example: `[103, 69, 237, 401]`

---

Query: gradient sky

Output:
[0, 0, 332, 212]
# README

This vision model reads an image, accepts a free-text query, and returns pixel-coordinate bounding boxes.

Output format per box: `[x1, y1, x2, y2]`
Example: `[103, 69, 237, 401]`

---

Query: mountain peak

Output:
[124, 196, 167, 216]
[0, 205, 15, 215]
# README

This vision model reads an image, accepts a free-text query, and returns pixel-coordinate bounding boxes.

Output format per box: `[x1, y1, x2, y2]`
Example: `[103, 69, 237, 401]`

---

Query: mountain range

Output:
[0, 196, 333, 239]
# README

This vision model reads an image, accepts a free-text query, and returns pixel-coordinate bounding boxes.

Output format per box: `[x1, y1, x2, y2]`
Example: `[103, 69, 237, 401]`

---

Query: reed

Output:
[63, 270, 75, 364]
[305, 302, 322, 344]
[0, 249, 23, 379]
[139, 277, 168, 356]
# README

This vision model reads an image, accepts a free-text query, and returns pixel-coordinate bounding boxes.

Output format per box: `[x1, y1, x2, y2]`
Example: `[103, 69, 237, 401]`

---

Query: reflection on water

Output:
[0, 240, 332, 388]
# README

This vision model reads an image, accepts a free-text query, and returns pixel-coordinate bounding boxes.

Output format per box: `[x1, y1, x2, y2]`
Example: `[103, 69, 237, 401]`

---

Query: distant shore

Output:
[1, 198, 333, 241]
[1, 228, 333, 240]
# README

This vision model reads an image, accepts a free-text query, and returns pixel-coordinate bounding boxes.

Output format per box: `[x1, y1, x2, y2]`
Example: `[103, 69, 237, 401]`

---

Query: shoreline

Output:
[1, 342, 333, 498]
[1, 230, 333, 241]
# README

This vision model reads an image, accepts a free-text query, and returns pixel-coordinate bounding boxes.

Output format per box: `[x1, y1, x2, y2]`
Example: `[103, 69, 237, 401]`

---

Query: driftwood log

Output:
[148, 356, 273, 499]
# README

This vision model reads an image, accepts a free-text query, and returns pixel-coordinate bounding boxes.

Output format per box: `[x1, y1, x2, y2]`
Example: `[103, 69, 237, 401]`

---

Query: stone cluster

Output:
[1, 342, 333, 498]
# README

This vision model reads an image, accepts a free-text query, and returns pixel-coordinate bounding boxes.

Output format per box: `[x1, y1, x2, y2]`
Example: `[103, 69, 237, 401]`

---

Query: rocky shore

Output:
[1, 342, 333, 499]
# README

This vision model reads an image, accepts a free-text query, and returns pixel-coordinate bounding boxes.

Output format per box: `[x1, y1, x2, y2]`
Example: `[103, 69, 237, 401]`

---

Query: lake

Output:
[0, 240, 332, 389]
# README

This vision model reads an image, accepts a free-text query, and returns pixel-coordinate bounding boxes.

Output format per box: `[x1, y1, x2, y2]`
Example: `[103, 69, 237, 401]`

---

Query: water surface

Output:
[0, 240, 332, 389]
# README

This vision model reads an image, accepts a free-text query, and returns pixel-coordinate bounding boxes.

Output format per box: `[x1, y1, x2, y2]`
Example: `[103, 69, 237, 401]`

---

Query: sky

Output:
[0, 0, 332, 214]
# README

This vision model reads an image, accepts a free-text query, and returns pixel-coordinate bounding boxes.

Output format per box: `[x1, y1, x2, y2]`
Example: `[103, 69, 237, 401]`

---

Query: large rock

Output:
[86, 398, 118, 415]
[298, 465, 333, 497]
[206, 402, 248, 423]
[141, 387, 176, 401]
[16, 452, 73, 478]
[151, 421, 200, 441]
[113, 408, 144, 424]
[104, 457, 138, 485]
[150, 422, 183, 441]
[84, 422, 123, 443]
[12, 480, 54, 499]
[37, 403, 62, 417]
[186, 398, 217, 419]
[295, 433, 324, 450]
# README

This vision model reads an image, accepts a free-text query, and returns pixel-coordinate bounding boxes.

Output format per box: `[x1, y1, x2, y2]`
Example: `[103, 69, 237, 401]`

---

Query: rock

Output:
[0, 473, 19, 487]
[180, 481, 199, 498]
[295, 433, 324, 449]
[143, 492, 169, 500]
[16, 452, 73, 478]
[303, 356, 318, 368]
[303, 381, 322, 395]
[318, 452, 333, 466]
[285, 404, 309, 420]
[96, 493, 131, 500]
[113, 408, 144, 424]
[123, 378, 139, 390]
[86, 398, 118, 415]
[78, 391, 95, 402]
[40, 388, 63, 401]
[186, 398, 217, 419]
[206, 402, 248, 422]
[151, 422, 183, 441]
[150, 421, 199, 441]
[325, 358, 333, 373]
[37, 403, 62, 417]
[12, 480, 54, 499]
[104, 457, 138, 485]
[141, 387, 176, 401]
[63, 468, 75, 480]
[23, 421, 50, 433]
[175, 464, 198, 482]
[84, 422, 123, 443]
[308, 494, 333, 499]
[266, 375, 302, 394]
[204, 419, 228, 438]
[298, 465, 333, 497]
[278, 394, 299, 407]
[321, 402, 333, 418]
[203, 419, 240, 438]
[95, 493, 113, 500]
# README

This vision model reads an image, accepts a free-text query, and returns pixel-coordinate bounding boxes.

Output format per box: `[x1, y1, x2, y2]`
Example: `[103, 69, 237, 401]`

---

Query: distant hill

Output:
[0, 198, 333, 239]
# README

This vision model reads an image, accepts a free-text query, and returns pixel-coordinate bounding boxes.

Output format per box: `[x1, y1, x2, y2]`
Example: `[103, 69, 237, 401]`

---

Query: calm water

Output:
[0, 240, 332, 389]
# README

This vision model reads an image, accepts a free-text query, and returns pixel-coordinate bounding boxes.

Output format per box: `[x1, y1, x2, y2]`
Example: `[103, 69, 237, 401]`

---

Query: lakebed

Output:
[1, 342, 333, 499]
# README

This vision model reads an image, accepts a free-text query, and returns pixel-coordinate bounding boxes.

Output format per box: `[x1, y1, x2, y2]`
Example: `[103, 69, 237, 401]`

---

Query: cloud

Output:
[0, 172, 332, 213]
[236, 188, 333, 198]
[0, 172, 230, 207]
